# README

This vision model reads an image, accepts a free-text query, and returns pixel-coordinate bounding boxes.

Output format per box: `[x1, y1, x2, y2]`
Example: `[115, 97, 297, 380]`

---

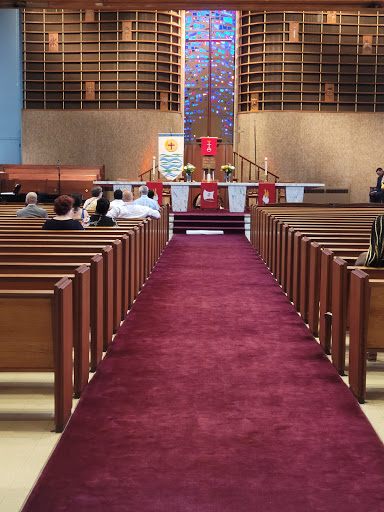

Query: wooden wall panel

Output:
[23, 9, 181, 111]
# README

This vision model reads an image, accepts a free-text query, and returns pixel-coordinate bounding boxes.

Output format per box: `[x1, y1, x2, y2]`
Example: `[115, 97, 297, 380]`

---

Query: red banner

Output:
[201, 182, 218, 209]
[258, 183, 276, 205]
[201, 137, 217, 156]
[146, 181, 163, 205]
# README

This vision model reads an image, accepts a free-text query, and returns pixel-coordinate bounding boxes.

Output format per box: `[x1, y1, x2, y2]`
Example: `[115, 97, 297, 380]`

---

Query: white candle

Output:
[265, 157, 268, 176]
[207, 173, 211, 182]
[153, 156, 155, 176]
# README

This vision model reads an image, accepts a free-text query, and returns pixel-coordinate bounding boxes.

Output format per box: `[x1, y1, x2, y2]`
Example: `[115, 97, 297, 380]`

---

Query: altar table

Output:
[94, 181, 325, 213]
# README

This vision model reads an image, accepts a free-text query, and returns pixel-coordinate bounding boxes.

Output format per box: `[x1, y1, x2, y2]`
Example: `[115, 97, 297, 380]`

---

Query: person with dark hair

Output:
[369, 168, 384, 203]
[70, 193, 89, 226]
[83, 186, 103, 213]
[355, 215, 384, 267]
[109, 189, 124, 209]
[42, 195, 84, 230]
[88, 198, 117, 227]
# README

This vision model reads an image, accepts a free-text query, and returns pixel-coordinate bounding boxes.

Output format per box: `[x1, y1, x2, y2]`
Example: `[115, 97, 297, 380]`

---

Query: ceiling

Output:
[0, 0, 382, 12]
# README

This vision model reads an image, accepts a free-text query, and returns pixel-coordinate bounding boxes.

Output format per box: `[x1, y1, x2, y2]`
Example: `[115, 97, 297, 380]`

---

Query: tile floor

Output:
[0, 333, 383, 511]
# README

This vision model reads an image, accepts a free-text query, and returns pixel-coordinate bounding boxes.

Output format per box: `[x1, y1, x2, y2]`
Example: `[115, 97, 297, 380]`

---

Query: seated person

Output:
[83, 186, 103, 213]
[107, 190, 160, 219]
[147, 189, 159, 205]
[109, 189, 124, 209]
[16, 192, 48, 218]
[134, 185, 159, 210]
[70, 193, 89, 226]
[88, 198, 118, 227]
[369, 168, 384, 203]
[355, 214, 384, 361]
[355, 215, 384, 266]
[42, 195, 84, 230]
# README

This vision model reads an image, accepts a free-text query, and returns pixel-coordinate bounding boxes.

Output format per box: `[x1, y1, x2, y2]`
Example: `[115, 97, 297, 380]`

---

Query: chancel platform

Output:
[95, 181, 325, 212]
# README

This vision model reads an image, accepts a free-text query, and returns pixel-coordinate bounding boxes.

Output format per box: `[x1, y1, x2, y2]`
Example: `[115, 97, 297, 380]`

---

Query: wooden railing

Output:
[138, 166, 160, 182]
[138, 153, 280, 183]
[233, 152, 279, 183]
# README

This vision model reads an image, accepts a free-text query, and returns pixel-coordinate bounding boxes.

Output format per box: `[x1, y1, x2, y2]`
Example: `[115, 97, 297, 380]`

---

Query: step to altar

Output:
[173, 211, 245, 235]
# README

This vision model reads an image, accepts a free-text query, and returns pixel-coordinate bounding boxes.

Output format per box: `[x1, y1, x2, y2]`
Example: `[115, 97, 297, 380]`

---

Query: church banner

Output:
[201, 182, 218, 209]
[158, 133, 184, 181]
[146, 181, 163, 205]
[201, 137, 217, 156]
[258, 183, 276, 205]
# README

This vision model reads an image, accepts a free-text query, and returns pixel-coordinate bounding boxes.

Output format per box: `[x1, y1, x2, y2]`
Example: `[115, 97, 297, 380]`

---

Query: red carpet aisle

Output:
[23, 235, 384, 512]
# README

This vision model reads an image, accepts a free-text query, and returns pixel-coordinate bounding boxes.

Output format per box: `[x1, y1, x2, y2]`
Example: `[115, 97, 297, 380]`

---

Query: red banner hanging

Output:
[201, 137, 217, 156]
[201, 182, 218, 209]
[258, 183, 276, 205]
[146, 181, 163, 206]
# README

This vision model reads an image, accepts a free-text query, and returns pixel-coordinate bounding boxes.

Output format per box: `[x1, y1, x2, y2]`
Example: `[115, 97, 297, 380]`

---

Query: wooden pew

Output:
[0, 267, 90, 398]
[0, 249, 113, 357]
[349, 270, 384, 403]
[0, 164, 105, 197]
[0, 277, 73, 432]
[0, 258, 103, 372]
[327, 258, 384, 375]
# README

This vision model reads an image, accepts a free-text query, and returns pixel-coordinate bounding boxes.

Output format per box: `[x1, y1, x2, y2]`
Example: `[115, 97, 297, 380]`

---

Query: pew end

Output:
[0, 278, 73, 432]
[349, 271, 384, 404]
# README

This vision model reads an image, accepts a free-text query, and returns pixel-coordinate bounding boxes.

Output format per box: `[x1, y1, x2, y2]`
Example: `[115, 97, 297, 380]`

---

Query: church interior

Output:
[1, 1, 384, 511]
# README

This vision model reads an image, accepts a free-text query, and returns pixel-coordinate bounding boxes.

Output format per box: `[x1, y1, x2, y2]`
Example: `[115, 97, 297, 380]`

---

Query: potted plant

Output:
[220, 164, 235, 182]
[183, 163, 195, 182]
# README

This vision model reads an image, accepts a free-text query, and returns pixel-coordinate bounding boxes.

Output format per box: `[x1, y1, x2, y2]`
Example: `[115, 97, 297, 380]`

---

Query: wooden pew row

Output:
[250, 206, 376, 371]
[0, 277, 73, 432]
[318, 255, 384, 376]
[0, 218, 165, 323]
[0, 259, 103, 372]
[0, 210, 169, 357]
[0, 268, 91, 398]
[0, 234, 128, 330]
[250, 205, 383, 255]
[0, 206, 169, 326]
[349, 270, 384, 403]
[0, 248, 114, 357]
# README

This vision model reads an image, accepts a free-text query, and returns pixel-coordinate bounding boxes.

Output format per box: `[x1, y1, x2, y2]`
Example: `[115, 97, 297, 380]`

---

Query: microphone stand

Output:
[57, 163, 61, 196]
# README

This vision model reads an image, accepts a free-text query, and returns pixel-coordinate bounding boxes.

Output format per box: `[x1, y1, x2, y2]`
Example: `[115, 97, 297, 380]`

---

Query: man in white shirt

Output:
[107, 190, 160, 219]
[109, 189, 125, 209]
[134, 185, 160, 210]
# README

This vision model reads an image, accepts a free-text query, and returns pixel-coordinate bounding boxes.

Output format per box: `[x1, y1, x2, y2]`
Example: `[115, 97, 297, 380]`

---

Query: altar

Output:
[94, 181, 325, 213]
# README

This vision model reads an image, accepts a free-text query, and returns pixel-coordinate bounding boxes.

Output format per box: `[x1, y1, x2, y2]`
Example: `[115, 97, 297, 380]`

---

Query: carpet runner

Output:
[23, 235, 384, 511]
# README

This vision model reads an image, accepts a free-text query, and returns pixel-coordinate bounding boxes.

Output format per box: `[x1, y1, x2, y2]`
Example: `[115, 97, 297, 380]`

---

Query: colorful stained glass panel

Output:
[184, 11, 235, 144]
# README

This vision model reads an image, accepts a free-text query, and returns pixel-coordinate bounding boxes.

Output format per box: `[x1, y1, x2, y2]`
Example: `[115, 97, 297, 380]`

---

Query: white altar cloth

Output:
[94, 182, 325, 213]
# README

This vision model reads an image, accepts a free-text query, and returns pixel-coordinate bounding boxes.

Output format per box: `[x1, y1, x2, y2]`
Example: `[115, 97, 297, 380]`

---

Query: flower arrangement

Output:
[183, 163, 195, 175]
[220, 164, 235, 175]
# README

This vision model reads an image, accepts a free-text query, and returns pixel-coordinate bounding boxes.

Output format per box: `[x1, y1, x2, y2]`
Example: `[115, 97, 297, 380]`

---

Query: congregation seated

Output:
[369, 168, 384, 203]
[107, 190, 160, 219]
[42, 195, 84, 230]
[355, 215, 384, 266]
[16, 191, 48, 219]
[109, 189, 124, 209]
[70, 193, 89, 227]
[134, 185, 159, 210]
[89, 198, 118, 227]
[83, 186, 103, 213]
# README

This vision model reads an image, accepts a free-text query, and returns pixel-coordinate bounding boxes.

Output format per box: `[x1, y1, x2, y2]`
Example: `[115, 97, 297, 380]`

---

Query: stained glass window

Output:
[184, 11, 235, 144]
